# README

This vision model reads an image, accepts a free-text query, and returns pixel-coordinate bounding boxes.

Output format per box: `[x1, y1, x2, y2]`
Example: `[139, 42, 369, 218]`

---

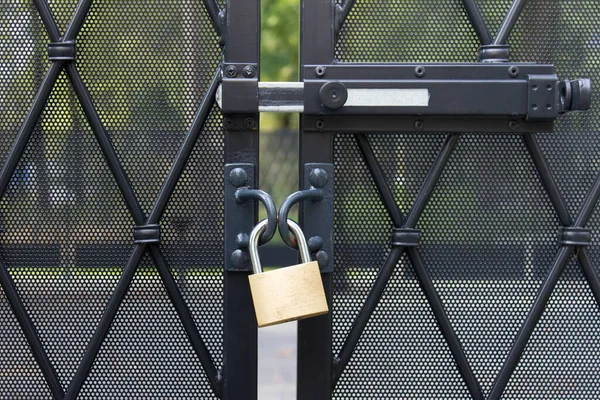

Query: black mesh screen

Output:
[0, 0, 222, 397]
[333, 0, 600, 399]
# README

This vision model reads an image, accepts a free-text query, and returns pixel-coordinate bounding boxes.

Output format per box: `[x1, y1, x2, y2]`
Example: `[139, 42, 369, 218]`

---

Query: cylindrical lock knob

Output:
[248, 219, 329, 327]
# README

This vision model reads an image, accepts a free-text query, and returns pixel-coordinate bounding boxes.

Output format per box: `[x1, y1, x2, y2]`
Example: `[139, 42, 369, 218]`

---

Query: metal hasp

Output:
[277, 164, 334, 272]
[225, 163, 277, 272]
[218, 63, 591, 133]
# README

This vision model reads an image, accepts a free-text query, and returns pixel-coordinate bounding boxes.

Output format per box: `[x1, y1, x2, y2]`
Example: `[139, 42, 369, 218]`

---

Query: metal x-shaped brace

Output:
[331, 133, 486, 398]
[486, 134, 600, 399]
[333, 132, 600, 400]
[0, 0, 225, 398]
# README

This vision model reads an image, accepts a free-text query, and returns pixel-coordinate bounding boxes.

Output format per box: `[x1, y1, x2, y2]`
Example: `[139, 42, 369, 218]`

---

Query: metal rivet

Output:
[308, 236, 324, 252]
[243, 65, 256, 78]
[225, 65, 237, 78]
[315, 250, 329, 268]
[231, 249, 249, 268]
[508, 66, 519, 78]
[309, 168, 328, 188]
[244, 117, 257, 130]
[229, 168, 248, 187]
[414, 66, 426, 78]
[235, 232, 250, 248]
[414, 120, 424, 130]
[315, 119, 325, 130]
[315, 66, 326, 78]
[508, 120, 520, 131]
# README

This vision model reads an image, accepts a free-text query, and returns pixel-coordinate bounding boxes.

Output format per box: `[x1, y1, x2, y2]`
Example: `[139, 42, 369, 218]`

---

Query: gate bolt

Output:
[231, 249, 249, 268]
[315, 250, 329, 269]
[229, 168, 248, 187]
[308, 236, 324, 252]
[309, 168, 328, 188]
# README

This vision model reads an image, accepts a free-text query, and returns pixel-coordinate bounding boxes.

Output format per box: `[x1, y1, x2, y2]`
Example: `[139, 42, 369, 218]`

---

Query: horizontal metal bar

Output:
[258, 82, 304, 112]
[303, 115, 553, 133]
[303, 63, 555, 80]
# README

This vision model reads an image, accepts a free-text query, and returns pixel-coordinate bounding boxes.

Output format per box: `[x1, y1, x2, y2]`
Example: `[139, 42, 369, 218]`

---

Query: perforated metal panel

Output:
[331, 0, 600, 399]
[0, 0, 223, 397]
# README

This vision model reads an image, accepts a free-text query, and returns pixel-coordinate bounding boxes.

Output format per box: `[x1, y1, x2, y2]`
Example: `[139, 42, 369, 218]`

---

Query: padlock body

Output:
[248, 261, 328, 327]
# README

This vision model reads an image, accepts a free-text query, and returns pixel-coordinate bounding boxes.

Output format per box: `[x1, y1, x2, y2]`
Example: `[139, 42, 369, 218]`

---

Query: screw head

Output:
[230, 249, 249, 268]
[229, 168, 248, 187]
[244, 117, 256, 130]
[414, 120, 424, 131]
[508, 66, 519, 78]
[315, 66, 327, 78]
[225, 65, 237, 78]
[243, 65, 256, 78]
[414, 66, 426, 78]
[508, 120, 520, 131]
[308, 236, 324, 252]
[223, 116, 235, 129]
[315, 119, 325, 130]
[315, 250, 329, 269]
[309, 168, 328, 188]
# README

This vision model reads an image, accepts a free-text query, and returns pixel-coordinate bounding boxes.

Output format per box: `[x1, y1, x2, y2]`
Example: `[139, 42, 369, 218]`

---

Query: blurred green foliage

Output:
[260, 0, 299, 130]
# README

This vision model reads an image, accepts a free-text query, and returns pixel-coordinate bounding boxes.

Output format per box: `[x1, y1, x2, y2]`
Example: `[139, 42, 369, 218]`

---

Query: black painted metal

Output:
[302, 163, 335, 272]
[222, 0, 260, 398]
[461, 0, 493, 45]
[494, 0, 527, 45]
[1, 0, 246, 397]
[236, 188, 277, 245]
[278, 188, 324, 248]
[299, 0, 600, 399]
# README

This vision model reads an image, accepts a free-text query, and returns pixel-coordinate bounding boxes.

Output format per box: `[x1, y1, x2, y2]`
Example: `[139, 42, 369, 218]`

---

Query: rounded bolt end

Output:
[309, 168, 328, 188]
[414, 120, 424, 131]
[229, 168, 248, 187]
[235, 233, 250, 248]
[315, 250, 329, 268]
[308, 236, 325, 252]
[231, 249, 249, 268]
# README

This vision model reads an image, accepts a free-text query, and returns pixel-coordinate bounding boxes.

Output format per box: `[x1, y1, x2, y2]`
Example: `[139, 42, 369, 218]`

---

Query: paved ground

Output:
[258, 322, 297, 400]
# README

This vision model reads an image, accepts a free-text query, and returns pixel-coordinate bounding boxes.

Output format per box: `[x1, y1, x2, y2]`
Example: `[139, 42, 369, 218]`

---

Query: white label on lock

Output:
[345, 88, 430, 107]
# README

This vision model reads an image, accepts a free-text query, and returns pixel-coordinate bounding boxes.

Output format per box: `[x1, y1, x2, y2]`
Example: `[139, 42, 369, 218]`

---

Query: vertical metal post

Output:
[298, 1, 335, 399]
[222, 0, 260, 398]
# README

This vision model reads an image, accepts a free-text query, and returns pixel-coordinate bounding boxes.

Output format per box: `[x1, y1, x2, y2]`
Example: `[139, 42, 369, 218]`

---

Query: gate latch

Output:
[217, 63, 591, 133]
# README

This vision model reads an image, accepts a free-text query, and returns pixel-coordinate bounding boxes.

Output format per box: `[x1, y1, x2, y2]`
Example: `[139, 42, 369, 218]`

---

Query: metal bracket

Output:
[225, 163, 255, 271]
[391, 228, 421, 247]
[302, 163, 334, 272]
[48, 40, 76, 62]
[133, 224, 160, 244]
[560, 227, 592, 247]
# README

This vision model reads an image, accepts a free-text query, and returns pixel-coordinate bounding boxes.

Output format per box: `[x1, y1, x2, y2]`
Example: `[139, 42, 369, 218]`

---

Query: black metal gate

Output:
[2, 0, 600, 399]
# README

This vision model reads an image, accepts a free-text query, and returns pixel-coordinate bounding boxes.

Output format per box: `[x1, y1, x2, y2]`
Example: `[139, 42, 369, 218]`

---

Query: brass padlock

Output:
[248, 219, 329, 327]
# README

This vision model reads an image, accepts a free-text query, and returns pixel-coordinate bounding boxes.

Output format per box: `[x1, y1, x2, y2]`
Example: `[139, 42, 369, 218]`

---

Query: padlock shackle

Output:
[249, 219, 311, 274]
